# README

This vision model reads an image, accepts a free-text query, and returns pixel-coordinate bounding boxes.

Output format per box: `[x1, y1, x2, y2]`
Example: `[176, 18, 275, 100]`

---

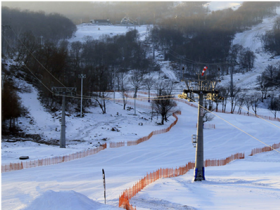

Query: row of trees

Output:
[208, 84, 280, 119]
[2, 66, 28, 133]
[256, 64, 280, 102]
[149, 2, 278, 78]
[2, 27, 162, 119]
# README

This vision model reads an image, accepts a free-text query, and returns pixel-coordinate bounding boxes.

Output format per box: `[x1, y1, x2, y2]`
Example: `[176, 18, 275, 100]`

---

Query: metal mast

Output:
[52, 87, 76, 148]
[183, 68, 219, 181]
[78, 74, 86, 117]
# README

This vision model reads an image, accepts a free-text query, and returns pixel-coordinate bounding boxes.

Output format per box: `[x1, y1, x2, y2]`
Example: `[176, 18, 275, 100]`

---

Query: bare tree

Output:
[130, 70, 143, 97]
[143, 76, 154, 102]
[239, 48, 256, 73]
[269, 92, 280, 119]
[251, 93, 261, 115]
[219, 87, 230, 112]
[228, 84, 241, 113]
[93, 91, 108, 114]
[202, 106, 215, 123]
[263, 65, 277, 84]
[90, 66, 111, 114]
[152, 81, 177, 125]
[130, 70, 143, 114]
[70, 41, 82, 68]
[256, 74, 269, 102]
[244, 95, 252, 115]
[119, 72, 128, 110]
[237, 93, 246, 114]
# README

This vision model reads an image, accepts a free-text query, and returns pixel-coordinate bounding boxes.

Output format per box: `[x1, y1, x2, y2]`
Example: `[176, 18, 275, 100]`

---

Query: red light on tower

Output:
[201, 66, 208, 76]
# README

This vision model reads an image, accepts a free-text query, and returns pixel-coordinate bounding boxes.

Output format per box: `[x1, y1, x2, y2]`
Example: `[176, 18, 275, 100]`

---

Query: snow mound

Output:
[22, 190, 120, 210]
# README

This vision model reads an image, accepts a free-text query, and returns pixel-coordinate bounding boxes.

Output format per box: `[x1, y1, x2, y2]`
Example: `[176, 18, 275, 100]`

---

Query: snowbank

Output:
[22, 190, 120, 210]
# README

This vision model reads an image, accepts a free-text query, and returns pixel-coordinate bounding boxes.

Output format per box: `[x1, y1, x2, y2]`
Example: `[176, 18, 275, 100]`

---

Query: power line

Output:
[9, 26, 67, 88]
[185, 96, 280, 154]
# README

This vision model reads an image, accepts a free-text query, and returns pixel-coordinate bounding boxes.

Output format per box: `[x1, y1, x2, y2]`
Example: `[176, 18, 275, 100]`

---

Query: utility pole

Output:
[78, 74, 86, 117]
[52, 87, 76, 148]
[183, 67, 219, 181]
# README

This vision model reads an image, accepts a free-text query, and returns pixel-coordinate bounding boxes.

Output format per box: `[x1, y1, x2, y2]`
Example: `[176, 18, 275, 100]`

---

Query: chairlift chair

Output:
[192, 134, 197, 148]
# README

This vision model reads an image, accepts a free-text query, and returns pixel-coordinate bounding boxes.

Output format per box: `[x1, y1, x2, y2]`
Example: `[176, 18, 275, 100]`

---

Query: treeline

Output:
[5, 29, 157, 114]
[2, 71, 27, 134]
[2, 7, 76, 48]
[80, 30, 158, 72]
[151, 2, 279, 78]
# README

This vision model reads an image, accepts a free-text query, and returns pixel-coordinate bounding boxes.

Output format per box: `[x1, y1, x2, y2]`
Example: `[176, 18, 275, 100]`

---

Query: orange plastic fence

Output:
[249, 142, 280, 156]
[1, 144, 107, 173]
[2, 111, 181, 173]
[110, 142, 125, 148]
[119, 152, 245, 210]
[127, 111, 181, 146]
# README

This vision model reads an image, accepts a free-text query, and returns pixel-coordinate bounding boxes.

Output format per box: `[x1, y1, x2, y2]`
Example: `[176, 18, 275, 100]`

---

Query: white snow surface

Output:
[67, 24, 149, 43]
[204, 1, 243, 12]
[2, 12, 280, 210]
[22, 190, 119, 210]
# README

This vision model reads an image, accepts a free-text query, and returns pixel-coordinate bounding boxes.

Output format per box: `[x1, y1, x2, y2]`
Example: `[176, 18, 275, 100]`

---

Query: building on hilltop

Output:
[91, 19, 111, 25]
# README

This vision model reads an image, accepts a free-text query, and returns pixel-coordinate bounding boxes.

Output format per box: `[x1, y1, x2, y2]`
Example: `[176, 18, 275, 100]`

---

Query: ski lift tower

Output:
[183, 67, 219, 181]
[52, 87, 76, 148]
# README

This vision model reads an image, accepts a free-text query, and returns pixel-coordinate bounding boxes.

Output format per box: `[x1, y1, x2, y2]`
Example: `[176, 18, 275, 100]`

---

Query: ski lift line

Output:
[206, 93, 280, 130]
[235, 104, 280, 130]
[3, 37, 55, 94]
[9, 26, 67, 88]
[23, 64, 54, 94]
[2, 35, 64, 94]
[49, 94, 180, 102]
[185, 96, 280, 154]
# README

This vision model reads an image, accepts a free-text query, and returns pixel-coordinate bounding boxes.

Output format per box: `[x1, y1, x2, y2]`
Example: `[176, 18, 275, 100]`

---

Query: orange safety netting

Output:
[119, 153, 245, 210]
[1, 143, 107, 173]
[2, 112, 181, 173]
[249, 142, 280, 156]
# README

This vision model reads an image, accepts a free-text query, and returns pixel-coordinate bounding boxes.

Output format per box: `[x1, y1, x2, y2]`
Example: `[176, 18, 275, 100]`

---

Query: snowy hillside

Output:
[2, 11, 280, 210]
[220, 9, 280, 90]
[67, 24, 149, 43]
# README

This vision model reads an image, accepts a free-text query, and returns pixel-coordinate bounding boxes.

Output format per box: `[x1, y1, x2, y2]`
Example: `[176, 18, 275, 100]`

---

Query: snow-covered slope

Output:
[220, 11, 280, 90]
[204, 1, 242, 12]
[2, 11, 280, 210]
[2, 95, 280, 210]
[22, 190, 119, 210]
[67, 24, 149, 43]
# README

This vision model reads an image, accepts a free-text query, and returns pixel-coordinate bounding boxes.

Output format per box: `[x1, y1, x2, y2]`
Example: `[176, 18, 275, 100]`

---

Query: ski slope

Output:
[67, 24, 149, 43]
[2, 10, 280, 210]
[2, 95, 280, 210]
